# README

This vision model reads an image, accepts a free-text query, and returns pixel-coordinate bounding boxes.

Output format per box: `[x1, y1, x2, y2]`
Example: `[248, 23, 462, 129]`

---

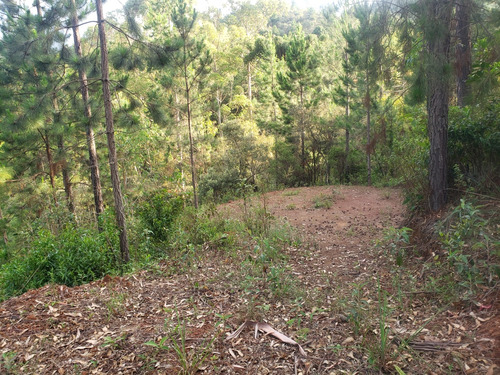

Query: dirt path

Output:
[254, 186, 405, 274]
[1, 186, 497, 374]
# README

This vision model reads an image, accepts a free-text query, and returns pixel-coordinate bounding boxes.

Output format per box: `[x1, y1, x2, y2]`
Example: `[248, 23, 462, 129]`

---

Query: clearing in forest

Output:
[0, 186, 498, 374]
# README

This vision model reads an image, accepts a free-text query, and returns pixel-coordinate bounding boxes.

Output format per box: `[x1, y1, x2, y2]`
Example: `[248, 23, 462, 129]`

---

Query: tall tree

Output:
[276, 26, 320, 184]
[95, 0, 130, 262]
[346, 4, 388, 186]
[423, 0, 453, 211]
[70, 0, 105, 223]
[455, 0, 472, 106]
[171, 0, 211, 209]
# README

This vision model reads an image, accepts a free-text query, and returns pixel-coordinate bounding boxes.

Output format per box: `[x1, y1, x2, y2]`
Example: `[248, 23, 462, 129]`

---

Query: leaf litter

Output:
[0, 186, 498, 374]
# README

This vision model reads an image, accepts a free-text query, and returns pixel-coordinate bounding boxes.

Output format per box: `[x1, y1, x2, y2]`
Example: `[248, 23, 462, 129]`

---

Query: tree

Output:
[345, 4, 388, 186]
[276, 26, 320, 184]
[423, 0, 453, 211]
[70, 0, 105, 222]
[455, 0, 472, 106]
[171, 0, 212, 209]
[95, 0, 130, 262]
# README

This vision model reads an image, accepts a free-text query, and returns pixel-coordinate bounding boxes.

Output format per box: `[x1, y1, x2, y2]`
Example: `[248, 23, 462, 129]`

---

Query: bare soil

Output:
[1, 186, 498, 374]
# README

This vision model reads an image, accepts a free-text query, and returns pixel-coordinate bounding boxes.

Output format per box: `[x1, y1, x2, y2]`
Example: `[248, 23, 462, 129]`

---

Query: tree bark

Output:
[70, 0, 104, 224]
[175, 93, 185, 191]
[52, 94, 76, 215]
[365, 68, 372, 186]
[344, 51, 350, 183]
[425, 0, 452, 211]
[455, 0, 471, 107]
[57, 135, 76, 215]
[184, 51, 199, 209]
[299, 85, 306, 180]
[39, 130, 57, 192]
[247, 62, 253, 118]
[96, 0, 130, 263]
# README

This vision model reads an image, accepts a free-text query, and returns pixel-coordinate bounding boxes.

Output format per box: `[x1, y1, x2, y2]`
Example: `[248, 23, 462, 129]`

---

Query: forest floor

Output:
[1, 186, 498, 374]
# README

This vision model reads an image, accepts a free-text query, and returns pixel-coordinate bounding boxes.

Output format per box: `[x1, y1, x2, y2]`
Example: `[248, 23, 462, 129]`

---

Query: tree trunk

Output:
[299, 85, 306, 180]
[175, 93, 185, 191]
[365, 76, 372, 186]
[96, 0, 130, 263]
[426, 0, 452, 211]
[38, 130, 58, 205]
[183, 44, 199, 209]
[52, 93, 76, 215]
[247, 62, 253, 119]
[70, 0, 104, 224]
[344, 51, 350, 183]
[0, 207, 7, 245]
[456, 0, 471, 107]
[58, 135, 76, 215]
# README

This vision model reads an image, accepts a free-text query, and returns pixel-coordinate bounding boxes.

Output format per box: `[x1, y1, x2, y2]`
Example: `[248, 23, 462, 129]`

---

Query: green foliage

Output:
[438, 199, 499, 292]
[379, 227, 413, 267]
[0, 222, 119, 301]
[312, 193, 333, 209]
[137, 189, 185, 243]
[144, 311, 220, 374]
[448, 103, 500, 192]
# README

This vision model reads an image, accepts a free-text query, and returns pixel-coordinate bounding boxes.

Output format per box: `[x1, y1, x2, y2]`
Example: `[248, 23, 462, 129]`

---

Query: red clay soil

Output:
[1, 185, 498, 374]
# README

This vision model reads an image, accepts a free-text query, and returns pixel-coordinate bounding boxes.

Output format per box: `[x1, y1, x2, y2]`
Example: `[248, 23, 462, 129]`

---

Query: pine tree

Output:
[422, 0, 453, 211]
[70, 0, 105, 223]
[95, 0, 130, 262]
[171, 0, 212, 209]
[276, 25, 320, 184]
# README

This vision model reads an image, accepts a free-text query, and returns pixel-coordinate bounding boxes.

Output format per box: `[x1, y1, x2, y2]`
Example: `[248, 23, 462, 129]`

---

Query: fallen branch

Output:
[226, 320, 307, 357]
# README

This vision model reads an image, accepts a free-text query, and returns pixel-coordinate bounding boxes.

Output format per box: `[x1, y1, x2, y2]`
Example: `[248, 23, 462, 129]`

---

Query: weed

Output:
[0, 351, 18, 374]
[379, 227, 413, 266]
[282, 190, 300, 196]
[102, 334, 127, 349]
[145, 313, 220, 374]
[285, 204, 296, 210]
[105, 292, 127, 320]
[367, 282, 392, 369]
[438, 199, 499, 294]
[312, 193, 333, 209]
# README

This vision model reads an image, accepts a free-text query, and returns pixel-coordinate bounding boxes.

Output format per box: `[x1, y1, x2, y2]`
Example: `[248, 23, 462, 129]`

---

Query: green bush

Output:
[448, 103, 500, 192]
[438, 199, 499, 293]
[0, 225, 117, 301]
[137, 189, 185, 243]
[199, 167, 241, 203]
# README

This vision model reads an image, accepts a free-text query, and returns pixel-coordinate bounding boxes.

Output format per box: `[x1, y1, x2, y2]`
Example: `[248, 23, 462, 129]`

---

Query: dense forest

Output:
[0, 0, 499, 373]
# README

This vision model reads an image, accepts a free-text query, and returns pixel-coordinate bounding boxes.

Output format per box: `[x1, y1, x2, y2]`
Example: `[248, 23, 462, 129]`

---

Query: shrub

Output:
[0, 224, 117, 301]
[137, 190, 185, 243]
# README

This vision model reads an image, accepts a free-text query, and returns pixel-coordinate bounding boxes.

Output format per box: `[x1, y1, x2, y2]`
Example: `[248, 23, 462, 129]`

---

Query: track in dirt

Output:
[223, 185, 405, 277]
[1, 186, 497, 374]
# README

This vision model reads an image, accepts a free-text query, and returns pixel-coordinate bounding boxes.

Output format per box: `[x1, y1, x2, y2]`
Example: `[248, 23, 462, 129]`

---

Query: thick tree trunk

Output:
[96, 0, 130, 263]
[426, 0, 452, 211]
[70, 0, 104, 223]
[456, 0, 471, 107]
